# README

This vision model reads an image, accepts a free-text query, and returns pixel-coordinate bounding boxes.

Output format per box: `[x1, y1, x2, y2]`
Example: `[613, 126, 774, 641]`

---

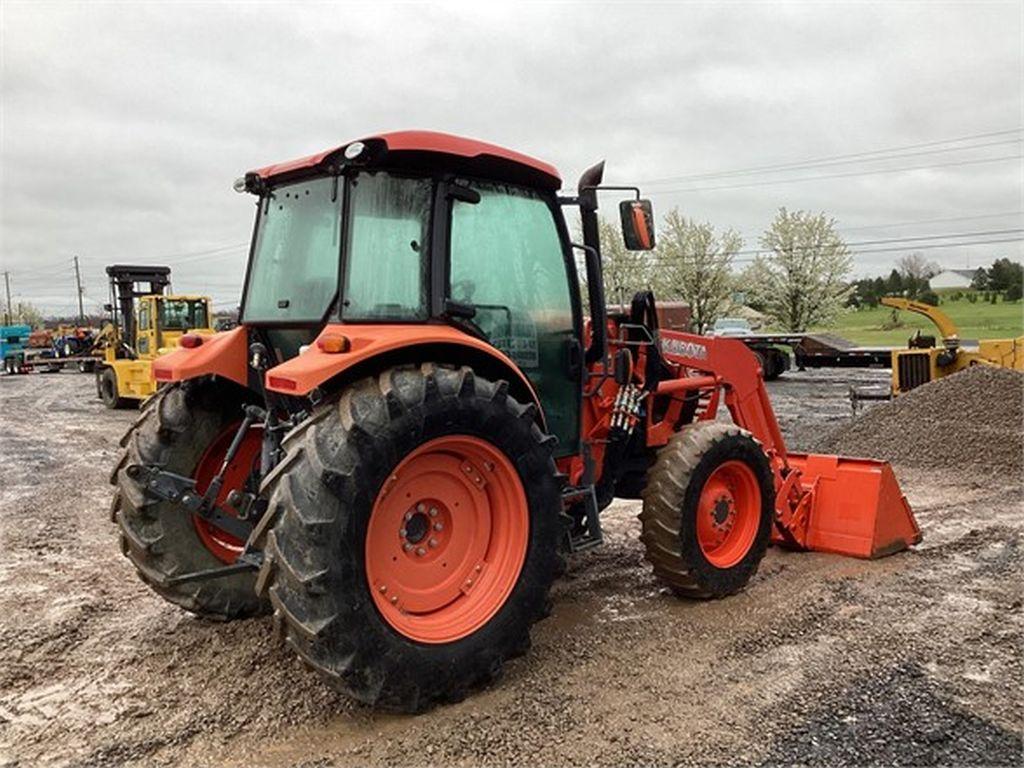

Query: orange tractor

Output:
[111, 131, 920, 711]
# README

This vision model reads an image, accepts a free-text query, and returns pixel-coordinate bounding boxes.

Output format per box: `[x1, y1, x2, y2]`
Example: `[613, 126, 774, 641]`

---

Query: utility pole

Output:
[73, 256, 85, 325]
[3, 271, 11, 326]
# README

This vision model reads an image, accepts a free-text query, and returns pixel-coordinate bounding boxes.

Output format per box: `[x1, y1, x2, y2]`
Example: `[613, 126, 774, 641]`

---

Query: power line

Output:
[644, 138, 1021, 187]
[836, 210, 1023, 233]
[8, 263, 75, 280]
[646, 227, 1023, 261]
[650, 154, 1023, 195]
[642, 235, 1023, 266]
[730, 210, 1024, 243]
[639, 128, 1023, 185]
[170, 244, 249, 264]
[781, 227, 1022, 250]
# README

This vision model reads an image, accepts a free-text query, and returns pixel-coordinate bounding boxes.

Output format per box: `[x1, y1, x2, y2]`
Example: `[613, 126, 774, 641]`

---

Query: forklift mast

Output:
[105, 265, 171, 347]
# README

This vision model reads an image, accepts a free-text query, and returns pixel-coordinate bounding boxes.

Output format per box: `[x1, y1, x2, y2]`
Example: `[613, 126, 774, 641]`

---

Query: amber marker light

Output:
[317, 334, 351, 353]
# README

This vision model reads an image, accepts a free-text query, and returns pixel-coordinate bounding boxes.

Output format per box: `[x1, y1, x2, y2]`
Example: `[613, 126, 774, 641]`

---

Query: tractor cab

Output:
[134, 294, 211, 357]
[223, 133, 654, 455]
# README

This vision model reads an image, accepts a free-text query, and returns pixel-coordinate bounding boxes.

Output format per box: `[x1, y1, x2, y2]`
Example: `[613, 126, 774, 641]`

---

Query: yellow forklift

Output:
[882, 296, 1024, 394]
[97, 265, 214, 408]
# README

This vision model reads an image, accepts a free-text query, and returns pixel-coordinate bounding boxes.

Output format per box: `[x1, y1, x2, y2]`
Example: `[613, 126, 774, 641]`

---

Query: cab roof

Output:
[250, 130, 562, 191]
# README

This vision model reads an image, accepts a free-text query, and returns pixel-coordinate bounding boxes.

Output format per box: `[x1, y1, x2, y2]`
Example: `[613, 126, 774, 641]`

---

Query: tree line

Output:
[598, 207, 852, 333]
[598, 210, 1022, 333]
[849, 255, 1023, 308]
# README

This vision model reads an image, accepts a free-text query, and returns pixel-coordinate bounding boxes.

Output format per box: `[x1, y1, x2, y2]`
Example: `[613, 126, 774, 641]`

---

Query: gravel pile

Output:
[823, 366, 1024, 474]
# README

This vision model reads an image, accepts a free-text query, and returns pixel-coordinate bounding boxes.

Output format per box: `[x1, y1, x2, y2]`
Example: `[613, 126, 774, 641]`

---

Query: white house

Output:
[929, 269, 978, 290]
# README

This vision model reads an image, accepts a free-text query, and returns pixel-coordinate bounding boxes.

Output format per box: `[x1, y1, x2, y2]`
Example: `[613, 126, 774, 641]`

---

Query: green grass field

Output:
[810, 298, 1024, 346]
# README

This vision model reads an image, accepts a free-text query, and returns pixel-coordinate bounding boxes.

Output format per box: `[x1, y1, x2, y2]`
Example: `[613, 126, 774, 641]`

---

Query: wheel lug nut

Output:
[433, 522, 443, 532]
[403, 543, 413, 552]
[416, 547, 426, 556]
[429, 507, 438, 517]
[429, 538, 438, 548]
[416, 503, 426, 513]
[390, 596, 398, 604]
[379, 585, 387, 593]
[399, 528, 408, 537]
[404, 512, 412, 522]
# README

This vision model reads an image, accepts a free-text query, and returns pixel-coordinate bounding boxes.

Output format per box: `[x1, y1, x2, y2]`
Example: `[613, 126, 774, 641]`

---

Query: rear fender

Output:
[264, 324, 544, 426]
[151, 326, 249, 387]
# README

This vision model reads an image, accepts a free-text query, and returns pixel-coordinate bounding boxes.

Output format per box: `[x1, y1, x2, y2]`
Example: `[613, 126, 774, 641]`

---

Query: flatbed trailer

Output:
[3, 347, 100, 375]
[724, 332, 892, 377]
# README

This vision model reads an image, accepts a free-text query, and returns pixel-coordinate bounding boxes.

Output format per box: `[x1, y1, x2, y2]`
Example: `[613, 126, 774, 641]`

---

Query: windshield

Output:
[242, 177, 342, 323]
[715, 319, 748, 329]
[161, 299, 208, 330]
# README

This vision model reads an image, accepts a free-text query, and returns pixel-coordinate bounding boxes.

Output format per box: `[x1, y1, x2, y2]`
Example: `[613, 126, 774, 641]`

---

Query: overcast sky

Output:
[2, 1, 1021, 315]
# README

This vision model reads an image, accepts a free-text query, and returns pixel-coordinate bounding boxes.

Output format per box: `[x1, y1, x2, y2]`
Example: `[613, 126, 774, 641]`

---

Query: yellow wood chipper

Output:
[882, 296, 1024, 394]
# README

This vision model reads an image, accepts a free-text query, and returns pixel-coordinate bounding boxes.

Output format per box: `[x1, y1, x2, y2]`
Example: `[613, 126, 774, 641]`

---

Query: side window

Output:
[138, 303, 150, 331]
[449, 183, 578, 451]
[343, 173, 432, 320]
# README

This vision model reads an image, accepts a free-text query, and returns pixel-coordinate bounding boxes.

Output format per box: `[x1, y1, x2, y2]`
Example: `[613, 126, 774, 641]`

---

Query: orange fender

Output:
[152, 326, 249, 388]
[264, 323, 539, 406]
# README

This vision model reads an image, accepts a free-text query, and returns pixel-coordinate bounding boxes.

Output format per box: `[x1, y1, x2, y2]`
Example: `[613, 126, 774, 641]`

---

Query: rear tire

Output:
[257, 364, 563, 711]
[99, 366, 130, 409]
[110, 379, 268, 620]
[640, 421, 773, 598]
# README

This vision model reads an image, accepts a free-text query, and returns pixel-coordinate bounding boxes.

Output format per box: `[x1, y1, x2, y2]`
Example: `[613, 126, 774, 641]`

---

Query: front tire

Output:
[640, 421, 774, 598]
[99, 367, 130, 409]
[111, 379, 268, 619]
[258, 364, 563, 711]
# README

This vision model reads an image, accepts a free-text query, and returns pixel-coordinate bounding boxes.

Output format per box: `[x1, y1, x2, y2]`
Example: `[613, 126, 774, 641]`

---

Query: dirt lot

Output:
[1, 368, 1021, 767]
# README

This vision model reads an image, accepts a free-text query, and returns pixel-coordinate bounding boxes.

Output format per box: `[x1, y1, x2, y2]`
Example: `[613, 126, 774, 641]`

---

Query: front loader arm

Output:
[655, 329, 920, 558]
[880, 296, 960, 341]
[657, 331, 790, 465]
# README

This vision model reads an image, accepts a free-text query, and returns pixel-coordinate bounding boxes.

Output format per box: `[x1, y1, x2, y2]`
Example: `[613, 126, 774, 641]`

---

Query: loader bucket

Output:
[778, 453, 921, 559]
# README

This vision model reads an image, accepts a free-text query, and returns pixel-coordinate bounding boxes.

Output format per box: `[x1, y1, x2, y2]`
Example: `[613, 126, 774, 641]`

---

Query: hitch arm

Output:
[200, 406, 264, 509]
[125, 464, 254, 541]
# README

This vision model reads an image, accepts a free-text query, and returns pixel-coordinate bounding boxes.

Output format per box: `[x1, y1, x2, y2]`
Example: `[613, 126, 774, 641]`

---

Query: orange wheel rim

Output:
[192, 422, 263, 564]
[696, 460, 761, 568]
[366, 435, 529, 644]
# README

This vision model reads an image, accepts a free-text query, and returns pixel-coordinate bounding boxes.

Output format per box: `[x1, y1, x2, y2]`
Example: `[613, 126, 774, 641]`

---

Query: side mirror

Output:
[620, 199, 656, 250]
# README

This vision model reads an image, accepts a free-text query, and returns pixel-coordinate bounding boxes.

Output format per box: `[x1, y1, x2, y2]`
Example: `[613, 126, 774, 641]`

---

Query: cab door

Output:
[136, 299, 153, 356]
[448, 181, 581, 454]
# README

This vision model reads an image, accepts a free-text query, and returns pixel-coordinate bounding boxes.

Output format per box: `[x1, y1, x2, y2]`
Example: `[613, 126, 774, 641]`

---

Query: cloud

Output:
[1, 1, 1020, 313]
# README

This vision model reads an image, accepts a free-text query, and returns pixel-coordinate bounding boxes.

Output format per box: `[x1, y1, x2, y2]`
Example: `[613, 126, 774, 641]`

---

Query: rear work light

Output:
[317, 334, 351, 354]
[180, 334, 204, 349]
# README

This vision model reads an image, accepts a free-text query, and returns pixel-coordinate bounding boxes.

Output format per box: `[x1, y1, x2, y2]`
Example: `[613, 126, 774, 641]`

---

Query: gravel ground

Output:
[0, 367, 1021, 767]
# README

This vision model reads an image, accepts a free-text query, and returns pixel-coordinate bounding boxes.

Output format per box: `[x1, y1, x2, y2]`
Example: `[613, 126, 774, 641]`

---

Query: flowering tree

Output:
[652, 209, 742, 334]
[744, 208, 852, 331]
